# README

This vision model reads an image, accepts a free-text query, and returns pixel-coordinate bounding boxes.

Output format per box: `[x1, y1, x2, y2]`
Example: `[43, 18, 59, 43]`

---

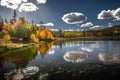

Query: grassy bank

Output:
[0, 40, 53, 54]
[0, 42, 36, 53]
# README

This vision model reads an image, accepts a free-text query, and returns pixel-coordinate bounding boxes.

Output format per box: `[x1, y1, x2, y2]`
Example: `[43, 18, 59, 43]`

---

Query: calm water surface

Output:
[0, 40, 120, 80]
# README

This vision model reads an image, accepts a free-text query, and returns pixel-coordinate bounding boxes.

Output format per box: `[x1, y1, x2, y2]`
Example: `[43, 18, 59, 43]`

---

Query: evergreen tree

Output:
[0, 17, 3, 31]
[5, 18, 8, 23]
[13, 10, 17, 22]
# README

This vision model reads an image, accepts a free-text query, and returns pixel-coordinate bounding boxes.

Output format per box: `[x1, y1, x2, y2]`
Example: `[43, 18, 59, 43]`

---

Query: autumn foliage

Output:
[36, 28, 54, 40]
[4, 34, 11, 44]
[1, 17, 54, 43]
[30, 33, 39, 43]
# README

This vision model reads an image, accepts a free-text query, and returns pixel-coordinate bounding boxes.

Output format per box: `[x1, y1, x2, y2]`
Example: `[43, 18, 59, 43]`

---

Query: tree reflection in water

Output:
[0, 41, 120, 80]
[0, 41, 54, 68]
[32, 41, 54, 58]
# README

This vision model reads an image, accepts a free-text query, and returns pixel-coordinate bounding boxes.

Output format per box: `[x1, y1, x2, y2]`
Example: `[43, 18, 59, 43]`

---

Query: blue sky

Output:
[0, 0, 120, 30]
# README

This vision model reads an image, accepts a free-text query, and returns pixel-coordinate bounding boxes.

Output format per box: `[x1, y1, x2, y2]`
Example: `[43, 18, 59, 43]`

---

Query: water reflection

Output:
[0, 40, 120, 79]
[32, 41, 54, 58]
[99, 53, 120, 64]
[63, 51, 88, 63]
[79, 41, 100, 53]
[47, 49, 55, 55]
[62, 41, 120, 64]
[81, 47, 93, 52]
[0, 41, 54, 68]
[0, 48, 37, 67]
[5, 66, 39, 80]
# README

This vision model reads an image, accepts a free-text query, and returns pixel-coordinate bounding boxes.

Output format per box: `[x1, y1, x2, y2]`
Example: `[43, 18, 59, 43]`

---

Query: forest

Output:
[0, 17, 54, 44]
[52, 25, 120, 39]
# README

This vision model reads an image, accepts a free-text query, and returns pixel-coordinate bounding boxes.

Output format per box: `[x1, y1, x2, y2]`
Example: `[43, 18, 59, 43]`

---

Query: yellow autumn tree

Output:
[30, 33, 39, 43]
[4, 34, 11, 44]
[36, 30, 40, 39]
[38, 28, 54, 40]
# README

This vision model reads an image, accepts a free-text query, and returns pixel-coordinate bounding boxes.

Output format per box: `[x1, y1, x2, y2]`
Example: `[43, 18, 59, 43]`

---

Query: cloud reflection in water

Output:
[63, 51, 88, 63]
[5, 66, 39, 80]
[99, 53, 120, 64]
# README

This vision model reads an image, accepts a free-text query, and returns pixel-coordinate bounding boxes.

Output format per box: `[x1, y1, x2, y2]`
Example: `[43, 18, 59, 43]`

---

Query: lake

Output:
[0, 40, 120, 80]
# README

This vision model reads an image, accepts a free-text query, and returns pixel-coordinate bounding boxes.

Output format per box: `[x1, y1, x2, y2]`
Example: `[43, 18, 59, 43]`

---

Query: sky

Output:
[0, 0, 120, 31]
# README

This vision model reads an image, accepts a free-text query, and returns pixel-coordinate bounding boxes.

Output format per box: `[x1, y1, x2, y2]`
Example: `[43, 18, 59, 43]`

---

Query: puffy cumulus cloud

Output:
[98, 10, 114, 19]
[80, 22, 93, 27]
[98, 8, 120, 20]
[0, 0, 27, 9]
[19, 3, 39, 12]
[0, 0, 47, 12]
[0, 0, 18, 9]
[36, 22, 54, 27]
[90, 25, 104, 30]
[113, 8, 120, 20]
[22, 0, 28, 2]
[62, 12, 87, 24]
[37, 0, 47, 4]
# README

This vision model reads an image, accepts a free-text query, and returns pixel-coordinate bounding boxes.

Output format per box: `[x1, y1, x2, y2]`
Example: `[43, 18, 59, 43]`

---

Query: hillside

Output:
[101, 25, 120, 31]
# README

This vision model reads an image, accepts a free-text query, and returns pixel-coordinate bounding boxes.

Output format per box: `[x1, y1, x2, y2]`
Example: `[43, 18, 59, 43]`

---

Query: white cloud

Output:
[19, 3, 39, 12]
[0, 0, 48, 12]
[98, 7, 120, 20]
[80, 22, 93, 27]
[62, 12, 87, 24]
[97, 10, 114, 19]
[0, 0, 28, 9]
[90, 25, 104, 30]
[37, 0, 47, 4]
[22, 0, 28, 2]
[42, 23, 54, 27]
[113, 8, 120, 20]
[0, 0, 19, 9]
[36, 22, 54, 27]
[49, 29, 59, 32]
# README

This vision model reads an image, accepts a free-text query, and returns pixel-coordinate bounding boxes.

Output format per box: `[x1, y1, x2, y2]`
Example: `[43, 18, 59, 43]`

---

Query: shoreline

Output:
[55, 36, 120, 41]
[0, 36, 120, 53]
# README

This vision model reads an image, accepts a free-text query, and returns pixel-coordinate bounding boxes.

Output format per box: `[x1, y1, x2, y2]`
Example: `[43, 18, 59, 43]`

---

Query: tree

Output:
[13, 10, 17, 22]
[38, 27, 54, 40]
[4, 34, 11, 44]
[5, 18, 8, 23]
[59, 29, 63, 37]
[0, 17, 3, 31]
[30, 33, 39, 43]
